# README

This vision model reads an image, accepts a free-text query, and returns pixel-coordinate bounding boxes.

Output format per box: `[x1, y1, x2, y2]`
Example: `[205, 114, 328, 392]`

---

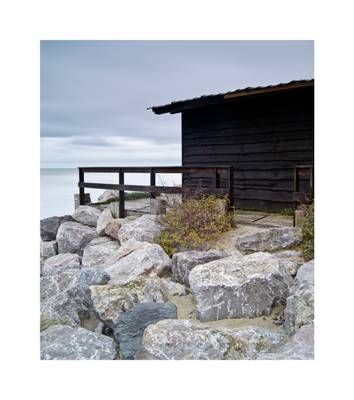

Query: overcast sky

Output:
[40, 40, 314, 168]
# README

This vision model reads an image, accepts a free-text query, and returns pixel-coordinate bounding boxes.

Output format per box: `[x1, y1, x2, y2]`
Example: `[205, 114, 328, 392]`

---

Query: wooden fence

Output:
[78, 166, 234, 218]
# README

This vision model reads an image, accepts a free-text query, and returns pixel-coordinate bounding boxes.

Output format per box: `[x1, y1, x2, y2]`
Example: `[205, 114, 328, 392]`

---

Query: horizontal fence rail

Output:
[78, 165, 234, 218]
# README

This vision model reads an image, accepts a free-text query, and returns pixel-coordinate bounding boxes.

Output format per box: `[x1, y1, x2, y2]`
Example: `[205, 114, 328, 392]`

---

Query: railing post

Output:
[227, 166, 234, 210]
[119, 170, 125, 218]
[150, 168, 156, 199]
[79, 168, 85, 206]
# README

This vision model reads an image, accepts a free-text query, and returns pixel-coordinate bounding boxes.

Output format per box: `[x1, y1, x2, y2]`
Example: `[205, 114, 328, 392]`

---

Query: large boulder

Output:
[118, 214, 162, 243]
[40, 270, 80, 301]
[172, 249, 227, 286]
[114, 302, 177, 359]
[97, 189, 119, 203]
[274, 250, 305, 277]
[90, 277, 166, 328]
[82, 237, 120, 268]
[258, 324, 314, 360]
[40, 286, 94, 328]
[72, 206, 101, 227]
[189, 252, 292, 321]
[136, 320, 286, 360]
[56, 221, 97, 254]
[40, 241, 58, 259]
[40, 215, 73, 241]
[104, 242, 172, 285]
[295, 259, 314, 284]
[284, 280, 314, 336]
[41, 253, 81, 275]
[235, 227, 303, 253]
[40, 325, 117, 360]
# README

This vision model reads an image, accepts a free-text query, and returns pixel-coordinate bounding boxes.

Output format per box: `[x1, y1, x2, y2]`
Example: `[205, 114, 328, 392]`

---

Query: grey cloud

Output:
[41, 40, 313, 168]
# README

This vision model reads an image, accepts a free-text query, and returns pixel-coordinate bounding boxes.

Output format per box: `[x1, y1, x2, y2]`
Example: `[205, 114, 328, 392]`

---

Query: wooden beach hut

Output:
[150, 79, 314, 212]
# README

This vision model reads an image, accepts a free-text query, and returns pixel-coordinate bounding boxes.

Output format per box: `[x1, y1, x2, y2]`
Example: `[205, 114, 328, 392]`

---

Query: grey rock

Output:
[56, 221, 97, 254]
[296, 259, 314, 284]
[274, 250, 305, 276]
[40, 241, 58, 259]
[284, 280, 314, 336]
[82, 236, 120, 268]
[136, 320, 286, 360]
[42, 253, 81, 275]
[172, 249, 227, 286]
[159, 277, 188, 297]
[97, 189, 119, 203]
[40, 215, 73, 241]
[114, 302, 177, 359]
[104, 241, 172, 285]
[40, 325, 117, 360]
[40, 286, 94, 327]
[189, 252, 292, 321]
[118, 214, 162, 244]
[40, 270, 80, 301]
[77, 268, 110, 287]
[72, 206, 101, 227]
[235, 227, 303, 253]
[90, 277, 166, 328]
[258, 324, 314, 360]
[96, 208, 114, 235]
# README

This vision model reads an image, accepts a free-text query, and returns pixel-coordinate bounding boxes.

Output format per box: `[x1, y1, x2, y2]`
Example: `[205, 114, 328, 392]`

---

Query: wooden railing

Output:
[78, 165, 234, 218]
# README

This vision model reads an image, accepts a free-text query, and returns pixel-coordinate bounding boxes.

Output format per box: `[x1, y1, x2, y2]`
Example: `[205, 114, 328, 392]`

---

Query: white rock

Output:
[40, 270, 80, 301]
[172, 249, 227, 286]
[136, 320, 286, 360]
[118, 214, 162, 243]
[258, 325, 314, 360]
[160, 277, 188, 297]
[104, 241, 172, 285]
[40, 325, 117, 360]
[295, 259, 314, 284]
[82, 237, 120, 268]
[40, 241, 58, 259]
[42, 253, 81, 275]
[274, 250, 305, 276]
[235, 227, 303, 253]
[97, 189, 119, 203]
[90, 277, 166, 327]
[72, 206, 101, 227]
[284, 280, 314, 336]
[104, 219, 122, 240]
[96, 208, 114, 235]
[189, 252, 292, 321]
[56, 221, 97, 254]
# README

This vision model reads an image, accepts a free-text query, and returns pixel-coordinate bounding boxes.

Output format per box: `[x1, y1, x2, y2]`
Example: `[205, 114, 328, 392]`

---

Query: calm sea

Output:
[40, 168, 181, 219]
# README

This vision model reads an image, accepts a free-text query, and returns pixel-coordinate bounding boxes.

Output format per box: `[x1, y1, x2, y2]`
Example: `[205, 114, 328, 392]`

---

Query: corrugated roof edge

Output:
[149, 79, 314, 115]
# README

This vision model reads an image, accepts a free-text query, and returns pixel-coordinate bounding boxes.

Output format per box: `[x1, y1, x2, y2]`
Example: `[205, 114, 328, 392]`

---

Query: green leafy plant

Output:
[301, 202, 314, 261]
[157, 195, 235, 256]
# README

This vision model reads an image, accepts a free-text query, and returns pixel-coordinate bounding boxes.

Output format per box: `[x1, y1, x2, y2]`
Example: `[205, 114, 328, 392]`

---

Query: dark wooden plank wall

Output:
[181, 87, 314, 211]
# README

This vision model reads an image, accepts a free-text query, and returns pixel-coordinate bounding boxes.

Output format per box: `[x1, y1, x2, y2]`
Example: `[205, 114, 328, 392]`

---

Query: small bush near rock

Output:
[157, 196, 235, 256]
[300, 202, 314, 261]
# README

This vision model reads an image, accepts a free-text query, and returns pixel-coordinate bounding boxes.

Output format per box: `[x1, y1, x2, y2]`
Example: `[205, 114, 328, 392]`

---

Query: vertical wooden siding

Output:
[181, 87, 314, 211]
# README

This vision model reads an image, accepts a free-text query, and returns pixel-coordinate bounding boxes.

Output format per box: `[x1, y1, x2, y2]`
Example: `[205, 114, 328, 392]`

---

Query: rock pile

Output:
[40, 201, 314, 360]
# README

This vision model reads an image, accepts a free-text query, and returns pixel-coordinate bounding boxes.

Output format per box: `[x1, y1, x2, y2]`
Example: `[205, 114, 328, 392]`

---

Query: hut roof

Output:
[150, 79, 314, 115]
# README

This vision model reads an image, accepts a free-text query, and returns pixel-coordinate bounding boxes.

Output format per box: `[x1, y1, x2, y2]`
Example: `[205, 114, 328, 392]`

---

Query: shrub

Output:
[301, 202, 314, 261]
[279, 207, 295, 216]
[157, 195, 235, 256]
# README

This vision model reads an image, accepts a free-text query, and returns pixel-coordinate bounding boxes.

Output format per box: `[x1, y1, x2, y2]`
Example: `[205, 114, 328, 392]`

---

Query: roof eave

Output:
[151, 79, 314, 115]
